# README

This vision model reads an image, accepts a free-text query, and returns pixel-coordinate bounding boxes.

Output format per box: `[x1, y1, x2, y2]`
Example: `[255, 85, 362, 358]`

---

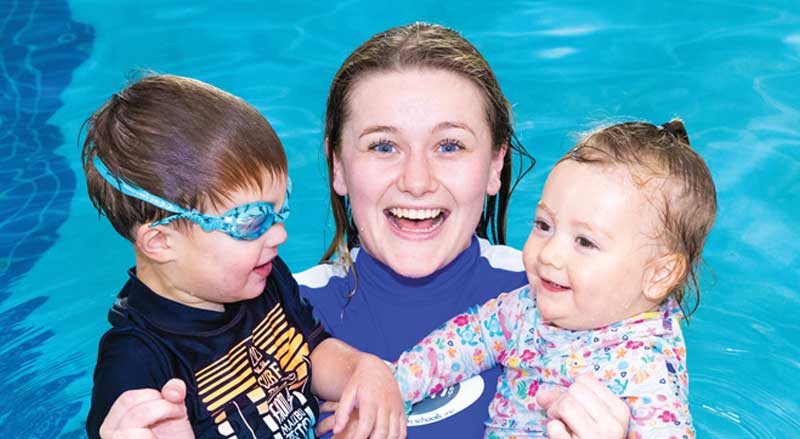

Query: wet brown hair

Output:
[561, 119, 717, 318]
[82, 74, 287, 241]
[322, 22, 534, 265]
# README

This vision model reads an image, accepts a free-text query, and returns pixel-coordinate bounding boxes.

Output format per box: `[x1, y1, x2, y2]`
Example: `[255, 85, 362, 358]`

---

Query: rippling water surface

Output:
[0, 1, 797, 437]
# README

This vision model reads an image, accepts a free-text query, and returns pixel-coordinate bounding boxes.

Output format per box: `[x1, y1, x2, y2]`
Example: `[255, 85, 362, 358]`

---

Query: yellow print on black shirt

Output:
[195, 303, 316, 438]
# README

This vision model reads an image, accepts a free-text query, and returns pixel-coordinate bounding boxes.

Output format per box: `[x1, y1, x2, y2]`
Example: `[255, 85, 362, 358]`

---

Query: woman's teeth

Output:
[388, 207, 442, 219]
[387, 207, 445, 233]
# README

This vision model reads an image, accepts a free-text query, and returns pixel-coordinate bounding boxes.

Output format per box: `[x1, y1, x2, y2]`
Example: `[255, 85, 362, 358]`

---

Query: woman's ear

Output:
[327, 138, 348, 196]
[642, 253, 687, 301]
[135, 224, 178, 263]
[486, 143, 508, 196]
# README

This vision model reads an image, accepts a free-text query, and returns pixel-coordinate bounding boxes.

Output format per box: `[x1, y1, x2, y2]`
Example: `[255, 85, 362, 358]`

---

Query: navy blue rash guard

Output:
[296, 236, 528, 438]
[87, 257, 330, 439]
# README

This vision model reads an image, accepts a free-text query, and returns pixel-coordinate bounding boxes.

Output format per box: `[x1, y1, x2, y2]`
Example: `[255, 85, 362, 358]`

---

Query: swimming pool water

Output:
[1, 1, 798, 437]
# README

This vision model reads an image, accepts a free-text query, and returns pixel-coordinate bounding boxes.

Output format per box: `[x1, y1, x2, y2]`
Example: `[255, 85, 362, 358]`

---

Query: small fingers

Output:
[535, 388, 563, 410]
[314, 414, 336, 437]
[546, 419, 571, 439]
[353, 405, 376, 439]
[546, 390, 592, 434]
[333, 386, 357, 434]
[100, 388, 163, 434]
[575, 374, 630, 428]
[117, 399, 187, 430]
[387, 409, 406, 439]
[319, 401, 339, 414]
[549, 376, 628, 439]
[160, 379, 187, 404]
[367, 406, 388, 439]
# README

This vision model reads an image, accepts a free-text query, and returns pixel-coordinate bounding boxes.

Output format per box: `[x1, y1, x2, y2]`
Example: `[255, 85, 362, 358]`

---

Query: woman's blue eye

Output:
[438, 140, 463, 153]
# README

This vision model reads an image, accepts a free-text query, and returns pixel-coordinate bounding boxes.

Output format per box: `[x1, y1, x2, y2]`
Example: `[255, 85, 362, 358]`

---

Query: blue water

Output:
[0, 1, 797, 437]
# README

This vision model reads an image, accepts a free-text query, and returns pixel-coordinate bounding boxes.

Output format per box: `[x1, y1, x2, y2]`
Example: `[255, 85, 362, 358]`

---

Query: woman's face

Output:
[332, 68, 505, 278]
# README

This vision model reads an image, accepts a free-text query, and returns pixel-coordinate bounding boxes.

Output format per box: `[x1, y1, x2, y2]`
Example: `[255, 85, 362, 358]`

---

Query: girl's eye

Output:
[534, 219, 551, 232]
[576, 236, 598, 249]
[438, 139, 464, 153]
[369, 140, 395, 153]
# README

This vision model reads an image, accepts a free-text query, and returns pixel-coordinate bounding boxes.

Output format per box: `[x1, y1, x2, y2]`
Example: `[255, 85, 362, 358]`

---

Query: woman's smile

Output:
[385, 207, 449, 234]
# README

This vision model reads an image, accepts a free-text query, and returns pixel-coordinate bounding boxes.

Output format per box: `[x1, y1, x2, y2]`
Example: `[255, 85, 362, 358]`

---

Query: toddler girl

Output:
[394, 120, 716, 438]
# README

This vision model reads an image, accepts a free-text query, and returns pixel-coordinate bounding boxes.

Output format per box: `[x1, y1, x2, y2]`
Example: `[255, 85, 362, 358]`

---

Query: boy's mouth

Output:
[253, 260, 273, 277]
[540, 277, 570, 293]
[385, 207, 448, 233]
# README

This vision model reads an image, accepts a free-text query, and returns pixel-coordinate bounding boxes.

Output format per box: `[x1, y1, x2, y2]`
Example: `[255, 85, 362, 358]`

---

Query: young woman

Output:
[298, 23, 629, 439]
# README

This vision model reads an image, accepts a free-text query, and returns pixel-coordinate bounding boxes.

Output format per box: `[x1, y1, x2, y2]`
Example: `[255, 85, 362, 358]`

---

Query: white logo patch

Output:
[407, 375, 485, 426]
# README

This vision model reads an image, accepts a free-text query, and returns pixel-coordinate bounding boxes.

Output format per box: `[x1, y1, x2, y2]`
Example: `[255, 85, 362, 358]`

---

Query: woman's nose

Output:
[396, 149, 437, 196]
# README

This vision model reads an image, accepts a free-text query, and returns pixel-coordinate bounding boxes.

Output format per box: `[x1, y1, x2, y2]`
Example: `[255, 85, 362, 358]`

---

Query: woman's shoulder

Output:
[475, 237, 524, 272]
[293, 247, 359, 290]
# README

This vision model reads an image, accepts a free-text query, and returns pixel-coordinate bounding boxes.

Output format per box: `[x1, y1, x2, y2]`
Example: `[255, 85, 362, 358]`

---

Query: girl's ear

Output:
[642, 253, 687, 301]
[135, 224, 179, 263]
[327, 138, 348, 196]
[486, 143, 508, 196]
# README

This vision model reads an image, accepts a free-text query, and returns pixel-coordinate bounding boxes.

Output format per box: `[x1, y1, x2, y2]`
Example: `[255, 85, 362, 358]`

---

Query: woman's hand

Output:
[535, 374, 630, 439]
[333, 354, 407, 439]
[99, 379, 194, 439]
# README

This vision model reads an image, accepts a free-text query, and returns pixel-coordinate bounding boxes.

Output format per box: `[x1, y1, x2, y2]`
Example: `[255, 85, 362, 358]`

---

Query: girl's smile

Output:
[523, 161, 663, 330]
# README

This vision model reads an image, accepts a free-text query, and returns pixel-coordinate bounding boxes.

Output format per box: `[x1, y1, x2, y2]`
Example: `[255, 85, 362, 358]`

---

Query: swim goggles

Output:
[92, 156, 291, 240]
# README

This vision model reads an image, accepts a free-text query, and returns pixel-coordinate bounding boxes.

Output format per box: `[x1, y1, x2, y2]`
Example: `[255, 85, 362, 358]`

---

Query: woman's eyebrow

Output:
[433, 121, 475, 136]
[359, 125, 398, 138]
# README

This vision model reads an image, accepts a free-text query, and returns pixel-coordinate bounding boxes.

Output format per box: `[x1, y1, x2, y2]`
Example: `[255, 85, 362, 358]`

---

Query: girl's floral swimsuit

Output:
[394, 286, 695, 439]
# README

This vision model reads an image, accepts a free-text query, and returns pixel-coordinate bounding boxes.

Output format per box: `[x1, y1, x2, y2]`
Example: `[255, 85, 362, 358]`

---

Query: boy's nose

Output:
[263, 223, 287, 248]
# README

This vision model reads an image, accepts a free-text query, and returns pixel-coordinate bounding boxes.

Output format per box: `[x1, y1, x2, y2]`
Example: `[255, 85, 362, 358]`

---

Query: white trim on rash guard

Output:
[295, 240, 522, 288]
[293, 248, 360, 288]
[476, 237, 524, 272]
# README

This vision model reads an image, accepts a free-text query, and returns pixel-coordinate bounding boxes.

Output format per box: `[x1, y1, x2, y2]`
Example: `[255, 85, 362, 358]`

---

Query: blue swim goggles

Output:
[92, 156, 290, 241]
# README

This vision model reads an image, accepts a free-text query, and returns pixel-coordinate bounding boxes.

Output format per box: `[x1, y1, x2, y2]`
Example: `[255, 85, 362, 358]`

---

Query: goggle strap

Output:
[92, 156, 188, 215]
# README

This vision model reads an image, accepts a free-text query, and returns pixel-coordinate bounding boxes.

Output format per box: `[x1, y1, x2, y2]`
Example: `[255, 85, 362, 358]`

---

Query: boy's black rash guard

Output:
[86, 257, 330, 439]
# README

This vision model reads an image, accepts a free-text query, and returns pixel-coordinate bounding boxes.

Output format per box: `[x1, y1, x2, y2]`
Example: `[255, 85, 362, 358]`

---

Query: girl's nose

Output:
[538, 235, 565, 269]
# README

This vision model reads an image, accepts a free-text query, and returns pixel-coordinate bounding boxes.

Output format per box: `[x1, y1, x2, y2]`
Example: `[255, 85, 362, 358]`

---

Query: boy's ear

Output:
[486, 143, 508, 196]
[327, 138, 348, 196]
[135, 224, 178, 263]
[642, 253, 687, 301]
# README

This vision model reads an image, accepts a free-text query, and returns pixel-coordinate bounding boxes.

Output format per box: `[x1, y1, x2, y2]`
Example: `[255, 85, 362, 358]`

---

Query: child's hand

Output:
[333, 354, 406, 438]
[314, 401, 341, 437]
[99, 378, 194, 439]
[535, 374, 629, 439]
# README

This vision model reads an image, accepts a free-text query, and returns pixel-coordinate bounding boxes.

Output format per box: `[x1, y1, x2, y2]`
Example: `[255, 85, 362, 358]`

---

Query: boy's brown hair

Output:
[82, 74, 287, 241]
[561, 119, 717, 317]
